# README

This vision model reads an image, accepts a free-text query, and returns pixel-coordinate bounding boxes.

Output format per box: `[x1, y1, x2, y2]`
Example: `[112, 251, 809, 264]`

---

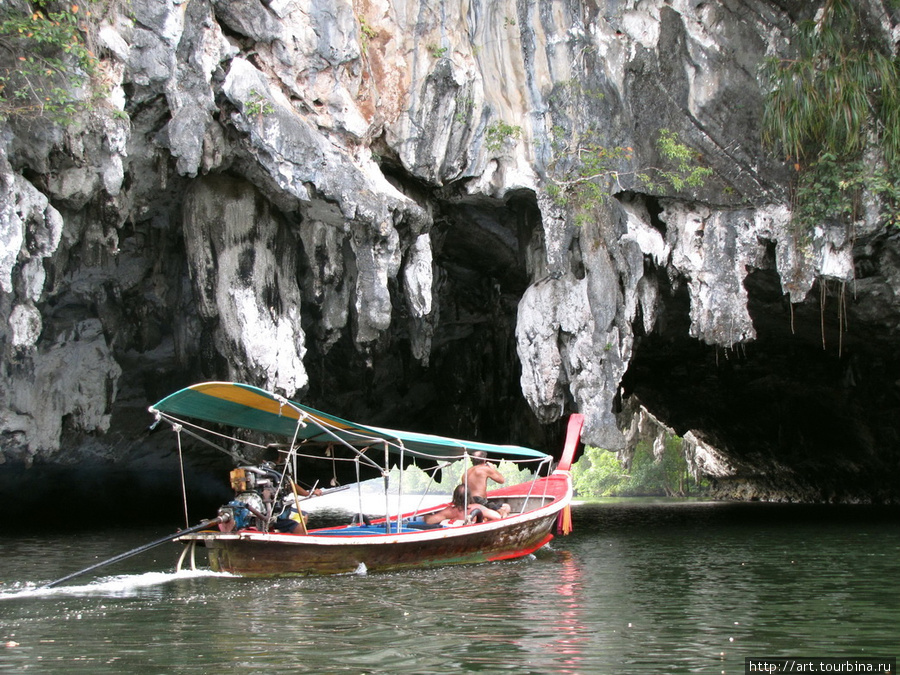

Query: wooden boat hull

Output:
[179, 473, 572, 576]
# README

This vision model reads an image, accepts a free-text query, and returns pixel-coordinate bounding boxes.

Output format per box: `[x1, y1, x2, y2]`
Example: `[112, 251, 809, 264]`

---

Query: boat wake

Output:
[0, 568, 233, 599]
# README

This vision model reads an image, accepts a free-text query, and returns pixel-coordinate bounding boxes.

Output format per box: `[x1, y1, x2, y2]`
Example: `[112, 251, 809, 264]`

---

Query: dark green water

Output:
[1, 500, 897, 674]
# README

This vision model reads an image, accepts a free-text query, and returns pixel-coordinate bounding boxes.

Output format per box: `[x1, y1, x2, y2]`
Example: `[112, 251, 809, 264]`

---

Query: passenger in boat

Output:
[423, 484, 503, 526]
[273, 482, 323, 533]
[462, 451, 511, 518]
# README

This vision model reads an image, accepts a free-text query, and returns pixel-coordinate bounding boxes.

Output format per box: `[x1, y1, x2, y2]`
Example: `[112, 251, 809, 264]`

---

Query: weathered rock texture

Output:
[1, 0, 898, 514]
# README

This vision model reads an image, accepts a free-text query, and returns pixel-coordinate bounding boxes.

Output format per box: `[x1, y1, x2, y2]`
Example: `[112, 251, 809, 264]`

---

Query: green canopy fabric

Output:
[150, 381, 549, 463]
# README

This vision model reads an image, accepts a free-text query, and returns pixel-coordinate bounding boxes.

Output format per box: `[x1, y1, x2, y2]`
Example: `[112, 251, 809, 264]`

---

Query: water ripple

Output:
[0, 502, 896, 673]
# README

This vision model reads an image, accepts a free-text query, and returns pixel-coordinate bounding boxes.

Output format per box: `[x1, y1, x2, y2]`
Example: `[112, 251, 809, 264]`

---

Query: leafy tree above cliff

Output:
[761, 0, 900, 229]
[0, 0, 98, 122]
[546, 126, 712, 226]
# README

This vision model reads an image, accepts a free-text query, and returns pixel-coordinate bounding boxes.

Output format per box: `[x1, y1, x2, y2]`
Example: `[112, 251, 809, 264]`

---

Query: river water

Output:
[1, 500, 897, 674]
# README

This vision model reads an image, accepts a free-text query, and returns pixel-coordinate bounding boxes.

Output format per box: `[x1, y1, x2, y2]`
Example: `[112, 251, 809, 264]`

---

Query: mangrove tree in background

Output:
[573, 439, 707, 498]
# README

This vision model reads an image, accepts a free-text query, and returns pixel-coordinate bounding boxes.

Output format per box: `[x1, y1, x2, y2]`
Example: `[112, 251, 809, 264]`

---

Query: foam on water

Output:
[0, 568, 233, 599]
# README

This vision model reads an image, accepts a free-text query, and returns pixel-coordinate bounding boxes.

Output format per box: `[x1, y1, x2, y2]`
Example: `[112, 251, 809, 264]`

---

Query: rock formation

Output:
[1, 0, 898, 513]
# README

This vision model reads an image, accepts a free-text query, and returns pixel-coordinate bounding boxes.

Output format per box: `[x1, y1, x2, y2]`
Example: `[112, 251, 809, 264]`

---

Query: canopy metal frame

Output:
[149, 382, 555, 531]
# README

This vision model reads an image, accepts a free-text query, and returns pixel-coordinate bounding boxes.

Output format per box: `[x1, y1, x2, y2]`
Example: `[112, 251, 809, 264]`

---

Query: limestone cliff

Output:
[1, 0, 898, 510]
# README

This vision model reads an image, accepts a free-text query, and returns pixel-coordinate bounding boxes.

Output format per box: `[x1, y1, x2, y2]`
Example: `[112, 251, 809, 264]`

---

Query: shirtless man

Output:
[462, 451, 511, 517]
[423, 484, 503, 525]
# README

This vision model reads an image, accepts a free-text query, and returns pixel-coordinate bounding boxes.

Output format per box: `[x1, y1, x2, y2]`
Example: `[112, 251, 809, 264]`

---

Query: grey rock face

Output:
[0, 0, 898, 507]
[183, 175, 308, 392]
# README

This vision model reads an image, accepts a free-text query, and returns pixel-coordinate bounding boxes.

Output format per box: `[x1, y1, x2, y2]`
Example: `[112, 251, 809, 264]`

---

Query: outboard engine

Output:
[217, 463, 287, 533]
[218, 500, 253, 532]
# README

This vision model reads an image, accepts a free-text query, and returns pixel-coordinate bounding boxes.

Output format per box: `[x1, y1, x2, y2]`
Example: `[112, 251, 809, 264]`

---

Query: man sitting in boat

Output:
[273, 482, 323, 533]
[423, 484, 504, 526]
[463, 451, 511, 518]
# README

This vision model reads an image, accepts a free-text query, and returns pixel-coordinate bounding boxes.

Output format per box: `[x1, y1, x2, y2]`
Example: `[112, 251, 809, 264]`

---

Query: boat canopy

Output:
[149, 381, 550, 463]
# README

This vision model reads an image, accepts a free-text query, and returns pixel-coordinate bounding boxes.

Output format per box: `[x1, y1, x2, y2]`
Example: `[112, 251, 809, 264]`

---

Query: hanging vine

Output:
[760, 0, 900, 230]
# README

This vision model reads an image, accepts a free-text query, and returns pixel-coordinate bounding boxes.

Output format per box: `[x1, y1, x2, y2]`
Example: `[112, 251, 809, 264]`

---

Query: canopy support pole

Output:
[175, 424, 189, 529]
[396, 440, 405, 532]
[383, 442, 391, 533]
[355, 456, 364, 522]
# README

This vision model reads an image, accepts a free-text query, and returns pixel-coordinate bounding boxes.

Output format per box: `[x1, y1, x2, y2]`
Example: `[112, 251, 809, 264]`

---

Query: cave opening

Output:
[300, 184, 553, 452]
[623, 258, 900, 501]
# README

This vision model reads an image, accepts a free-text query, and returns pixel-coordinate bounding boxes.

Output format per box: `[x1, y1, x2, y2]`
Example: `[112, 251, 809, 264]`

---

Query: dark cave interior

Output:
[5, 179, 900, 529]
[624, 261, 900, 502]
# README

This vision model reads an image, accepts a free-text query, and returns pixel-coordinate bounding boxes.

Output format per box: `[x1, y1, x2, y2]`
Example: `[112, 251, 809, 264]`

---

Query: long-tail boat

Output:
[148, 381, 584, 576]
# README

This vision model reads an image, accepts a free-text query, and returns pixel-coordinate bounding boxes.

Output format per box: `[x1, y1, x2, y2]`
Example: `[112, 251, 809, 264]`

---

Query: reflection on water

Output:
[1, 500, 897, 674]
[531, 549, 589, 674]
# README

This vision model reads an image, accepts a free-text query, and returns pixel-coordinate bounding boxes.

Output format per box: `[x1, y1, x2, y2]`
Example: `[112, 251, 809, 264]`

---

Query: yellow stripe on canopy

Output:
[150, 381, 550, 462]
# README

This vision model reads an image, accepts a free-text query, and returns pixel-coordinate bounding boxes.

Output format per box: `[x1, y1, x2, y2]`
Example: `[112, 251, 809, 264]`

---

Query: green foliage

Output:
[357, 15, 377, 54]
[0, 0, 100, 122]
[383, 459, 534, 494]
[429, 44, 448, 59]
[546, 127, 711, 224]
[454, 94, 473, 123]
[760, 0, 900, 229]
[655, 129, 714, 191]
[244, 89, 274, 118]
[485, 120, 522, 152]
[572, 438, 707, 498]
[571, 446, 630, 496]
